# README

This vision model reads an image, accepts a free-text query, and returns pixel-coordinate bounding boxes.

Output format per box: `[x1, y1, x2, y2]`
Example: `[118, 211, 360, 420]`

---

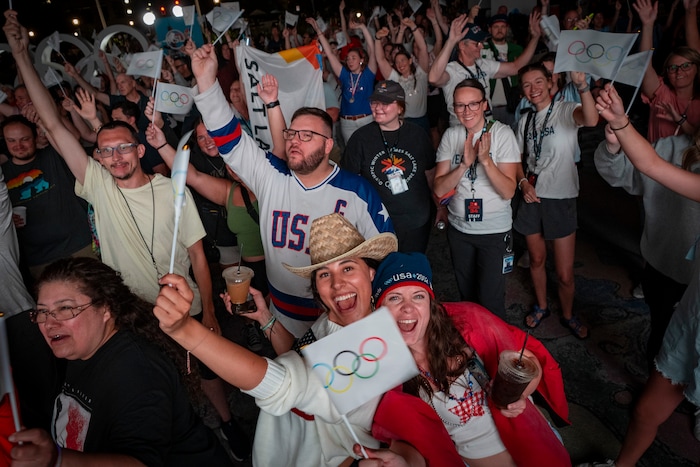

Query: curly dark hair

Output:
[403, 298, 470, 398]
[36, 257, 203, 404]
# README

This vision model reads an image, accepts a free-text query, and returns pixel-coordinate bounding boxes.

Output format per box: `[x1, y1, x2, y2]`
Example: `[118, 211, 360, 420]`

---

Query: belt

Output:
[341, 114, 371, 121]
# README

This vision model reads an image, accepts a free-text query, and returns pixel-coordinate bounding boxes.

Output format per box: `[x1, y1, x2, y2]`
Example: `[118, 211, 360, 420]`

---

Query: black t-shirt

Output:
[342, 121, 436, 230]
[2, 147, 92, 266]
[54, 330, 231, 466]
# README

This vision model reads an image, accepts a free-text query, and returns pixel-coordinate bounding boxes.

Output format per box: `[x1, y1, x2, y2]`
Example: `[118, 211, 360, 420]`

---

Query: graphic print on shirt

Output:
[370, 149, 417, 192]
[54, 389, 91, 451]
[6, 168, 51, 201]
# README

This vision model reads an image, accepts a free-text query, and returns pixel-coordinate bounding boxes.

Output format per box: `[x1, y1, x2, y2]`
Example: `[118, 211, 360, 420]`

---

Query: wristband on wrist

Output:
[156, 142, 168, 150]
[518, 177, 528, 189]
[265, 100, 280, 109]
[576, 84, 590, 93]
[411, 26, 418, 32]
[610, 119, 630, 131]
[261, 316, 276, 332]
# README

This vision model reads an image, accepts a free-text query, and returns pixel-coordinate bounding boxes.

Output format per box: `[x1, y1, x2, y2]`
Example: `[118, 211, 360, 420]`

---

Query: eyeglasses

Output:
[282, 129, 329, 142]
[94, 143, 138, 158]
[30, 302, 93, 324]
[453, 100, 485, 113]
[666, 62, 694, 74]
[565, 17, 580, 23]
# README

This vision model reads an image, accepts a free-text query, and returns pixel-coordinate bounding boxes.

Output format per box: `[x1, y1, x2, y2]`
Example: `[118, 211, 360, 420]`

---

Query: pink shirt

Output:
[643, 77, 700, 142]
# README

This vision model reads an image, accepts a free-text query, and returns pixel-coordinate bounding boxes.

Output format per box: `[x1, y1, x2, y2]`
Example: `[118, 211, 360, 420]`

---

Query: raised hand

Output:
[461, 131, 477, 168]
[74, 88, 97, 121]
[3, 10, 29, 56]
[144, 96, 165, 128]
[475, 132, 491, 164]
[257, 74, 279, 105]
[154, 274, 196, 335]
[376, 27, 390, 40]
[190, 44, 218, 92]
[448, 14, 469, 43]
[595, 83, 628, 128]
[529, 10, 543, 37]
[633, 0, 658, 26]
[145, 122, 167, 149]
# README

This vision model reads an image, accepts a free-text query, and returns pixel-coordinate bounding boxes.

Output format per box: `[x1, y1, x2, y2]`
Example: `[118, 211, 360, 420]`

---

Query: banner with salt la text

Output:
[235, 43, 325, 151]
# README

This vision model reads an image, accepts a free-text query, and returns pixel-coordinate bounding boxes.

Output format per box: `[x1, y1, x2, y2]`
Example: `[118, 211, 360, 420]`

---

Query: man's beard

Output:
[288, 146, 326, 175]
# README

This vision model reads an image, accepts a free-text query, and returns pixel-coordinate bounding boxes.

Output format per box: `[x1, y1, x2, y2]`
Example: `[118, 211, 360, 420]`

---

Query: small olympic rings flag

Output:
[302, 307, 418, 415]
[554, 30, 637, 80]
[154, 82, 195, 115]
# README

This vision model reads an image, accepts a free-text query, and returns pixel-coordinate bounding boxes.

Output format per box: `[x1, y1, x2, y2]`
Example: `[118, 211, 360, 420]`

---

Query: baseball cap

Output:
[490, 14, 508, 26]
[369, 80, 405, 104]
[462, 23, 490, 42]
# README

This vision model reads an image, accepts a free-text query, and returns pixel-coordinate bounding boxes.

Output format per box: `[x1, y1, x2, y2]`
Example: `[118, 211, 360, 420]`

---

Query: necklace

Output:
[529, 99, 556, 168]
[420, 370, 481, 427]
[348, 70, 362, 104]
[116, 175, 160, 279]
[203, 155, 226, 178]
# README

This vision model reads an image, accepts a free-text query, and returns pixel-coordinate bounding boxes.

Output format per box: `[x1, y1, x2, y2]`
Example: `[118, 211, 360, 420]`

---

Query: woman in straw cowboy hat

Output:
[153, 214, 454, 466]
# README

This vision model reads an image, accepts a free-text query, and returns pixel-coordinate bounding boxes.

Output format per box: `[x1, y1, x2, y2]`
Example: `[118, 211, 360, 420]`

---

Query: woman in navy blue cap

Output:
[371, 252, 571, 467]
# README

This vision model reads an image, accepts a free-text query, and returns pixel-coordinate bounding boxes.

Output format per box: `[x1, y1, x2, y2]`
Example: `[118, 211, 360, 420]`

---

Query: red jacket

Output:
[372, 302, 571, 466]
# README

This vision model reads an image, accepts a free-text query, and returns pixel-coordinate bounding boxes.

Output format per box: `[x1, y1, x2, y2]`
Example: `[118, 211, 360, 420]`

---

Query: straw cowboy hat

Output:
[283, 213, 398, 278]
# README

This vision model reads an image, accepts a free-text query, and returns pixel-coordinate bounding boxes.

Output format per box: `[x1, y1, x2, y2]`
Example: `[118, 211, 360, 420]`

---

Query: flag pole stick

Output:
[341, 414, 369, 459]
[0, 314, 22, 432]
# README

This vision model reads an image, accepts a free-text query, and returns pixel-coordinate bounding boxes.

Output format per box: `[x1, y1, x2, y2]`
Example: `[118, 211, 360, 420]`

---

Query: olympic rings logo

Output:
[159, 91, 190, 107]
[312, 337, 388, 394]
[134, 58, 155, 69]
[567, 41, 623, 65]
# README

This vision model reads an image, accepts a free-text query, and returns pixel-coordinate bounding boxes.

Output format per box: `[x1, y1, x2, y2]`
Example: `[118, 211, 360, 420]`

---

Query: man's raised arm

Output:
[3, 10, 88, 184]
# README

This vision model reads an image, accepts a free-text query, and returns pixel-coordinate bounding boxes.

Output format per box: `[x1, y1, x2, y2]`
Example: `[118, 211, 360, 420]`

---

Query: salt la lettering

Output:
[244, 58, 271, 151]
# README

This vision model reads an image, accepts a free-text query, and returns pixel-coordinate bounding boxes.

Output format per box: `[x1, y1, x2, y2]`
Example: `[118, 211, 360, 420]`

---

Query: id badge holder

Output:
[386, 166, 409, 195]
[502, 231, 514, 274]
[465, 198, 483, 222]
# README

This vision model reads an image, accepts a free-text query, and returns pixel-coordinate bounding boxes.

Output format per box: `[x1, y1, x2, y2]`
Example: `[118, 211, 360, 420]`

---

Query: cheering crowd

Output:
[1, 0, 700, 465]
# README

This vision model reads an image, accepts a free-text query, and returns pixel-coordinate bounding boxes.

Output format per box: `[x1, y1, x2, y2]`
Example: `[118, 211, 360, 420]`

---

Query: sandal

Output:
[560, 315, 589, 340]
[525, 305, 550, 329]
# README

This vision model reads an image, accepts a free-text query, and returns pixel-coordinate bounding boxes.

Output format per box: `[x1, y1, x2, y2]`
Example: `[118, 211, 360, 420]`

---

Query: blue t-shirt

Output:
[339, 67, 375, 117]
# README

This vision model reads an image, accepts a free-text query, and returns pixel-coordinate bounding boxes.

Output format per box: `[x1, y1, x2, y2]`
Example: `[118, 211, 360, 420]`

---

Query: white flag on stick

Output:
[169, 130, 193, 274]
[0, 315, 22, 432]
[554, 30, 637, 80]
[126, 50, 163, 79]
[182, 6, 196, 27]
[613, 50, 654, 114]
[47, 31, 61, 53]
[301, 307, 418, 415]
[155, 81, 195, 115]
[206, 6, 244, 34]
[286, 11, 299, 27]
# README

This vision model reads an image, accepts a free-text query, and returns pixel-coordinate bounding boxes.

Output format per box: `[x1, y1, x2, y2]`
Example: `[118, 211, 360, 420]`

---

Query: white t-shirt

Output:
[76, 159, 205, 313]
[444, 59, 501, 126]
[419, 371, 506, 459]
[436, 121, 520, 234]
[389, 65, 428, 118]
[515, 101, 581, 199]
